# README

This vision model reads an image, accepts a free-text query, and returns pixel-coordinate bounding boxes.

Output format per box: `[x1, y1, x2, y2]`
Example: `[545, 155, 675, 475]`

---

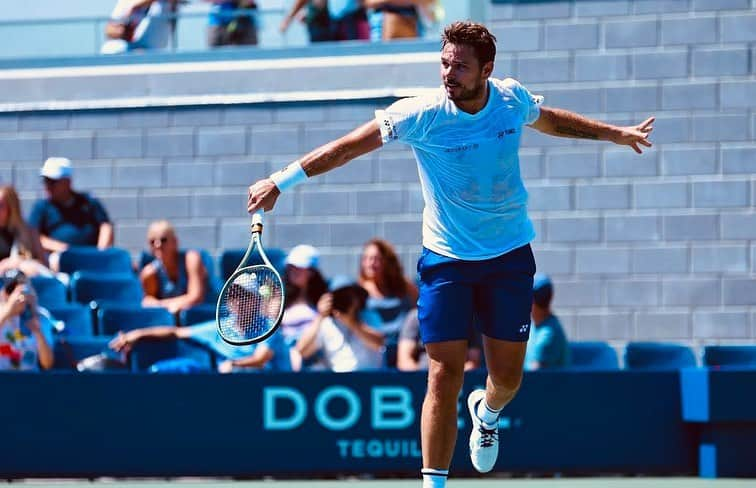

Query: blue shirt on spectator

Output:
[28, 193, 110, 247]
[525, 314, 570, 370]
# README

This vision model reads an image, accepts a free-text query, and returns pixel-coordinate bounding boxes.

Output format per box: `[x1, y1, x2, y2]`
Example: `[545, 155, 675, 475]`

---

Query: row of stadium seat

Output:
[571, 342, 756, 370]
[51, 338, 756, 373]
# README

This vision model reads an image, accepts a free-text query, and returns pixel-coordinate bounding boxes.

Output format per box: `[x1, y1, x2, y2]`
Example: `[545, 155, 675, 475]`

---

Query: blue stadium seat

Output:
[703, 345, 756, 368]
[624, 342, 697, 370]
[130, 339, 215, 372]
[58, 246, 133, 274]
[52, 336, 126, 370]
[69, 271, 143, 307]
[97, 305, 174, 336]
[180, 303, 215, 326]
[30, 275, 68, 308]
[568, 342, 619, 370]
[46, 304, 94, 337]
[220, 247, 286, 280]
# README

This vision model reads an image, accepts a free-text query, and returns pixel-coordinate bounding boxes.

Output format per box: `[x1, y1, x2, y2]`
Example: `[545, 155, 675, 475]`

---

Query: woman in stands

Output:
[140, 220, 207, 316]
[281, 244, 328, 345]
[0, 185, 51, 278]
[358, 238, 418, 367]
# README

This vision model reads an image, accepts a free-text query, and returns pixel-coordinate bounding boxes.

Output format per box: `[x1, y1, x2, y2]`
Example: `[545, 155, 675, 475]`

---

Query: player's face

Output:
[440, 43, 492, 103]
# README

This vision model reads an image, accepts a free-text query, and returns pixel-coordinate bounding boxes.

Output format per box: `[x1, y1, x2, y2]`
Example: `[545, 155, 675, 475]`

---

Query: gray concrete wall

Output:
[0, 0, 754, 347]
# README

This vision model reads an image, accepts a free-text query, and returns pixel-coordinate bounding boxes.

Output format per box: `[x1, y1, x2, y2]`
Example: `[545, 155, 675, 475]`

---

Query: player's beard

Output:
[445, 76, 487, 103]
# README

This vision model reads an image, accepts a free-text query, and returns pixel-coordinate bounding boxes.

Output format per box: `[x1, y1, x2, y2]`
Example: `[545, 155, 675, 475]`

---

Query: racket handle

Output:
[251, 210, 264, 234]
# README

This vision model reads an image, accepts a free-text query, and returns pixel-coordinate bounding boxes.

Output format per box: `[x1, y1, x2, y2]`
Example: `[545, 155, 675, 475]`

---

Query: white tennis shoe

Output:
[467, 389, 500, 473]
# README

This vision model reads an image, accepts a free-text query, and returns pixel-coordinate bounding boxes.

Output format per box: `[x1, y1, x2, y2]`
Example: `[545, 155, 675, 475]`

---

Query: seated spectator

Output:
[28, 158, 113, 270]
[295, 276, 385, 372]
[396, 308, 481, 372]
[525, 274, 570, 370]
[0, 185, 51, 278]
[206, 0, 259, 47]
[358, 238, 418, 360]
[101, 0, 179, 54]
[281, 244, 328, 344]
[279, 0, 332, 43]
[140, 220, 207, 316]
[0, 270, 53, 371]
[109, 320, 291, 373]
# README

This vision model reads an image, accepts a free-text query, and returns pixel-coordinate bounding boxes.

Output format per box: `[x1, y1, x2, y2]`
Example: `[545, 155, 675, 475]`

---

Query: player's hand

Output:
[611, 116, 654, 154]
[316, 293, 333, 317]
[247, 178, 281, 214]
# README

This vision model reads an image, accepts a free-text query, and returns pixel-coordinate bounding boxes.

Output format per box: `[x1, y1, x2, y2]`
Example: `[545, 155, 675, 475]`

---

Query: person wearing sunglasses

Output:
[27, 158, 113, 271]
[140, 220, 208, 316]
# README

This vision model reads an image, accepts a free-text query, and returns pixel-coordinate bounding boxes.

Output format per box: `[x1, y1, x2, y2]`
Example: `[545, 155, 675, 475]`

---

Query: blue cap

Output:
[532, 273, 553, 307]
[533, 273, 552, 291]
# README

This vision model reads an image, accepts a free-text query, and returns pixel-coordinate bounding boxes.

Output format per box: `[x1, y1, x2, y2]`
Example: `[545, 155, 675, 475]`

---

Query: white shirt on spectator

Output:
[316, 315, 383, 372]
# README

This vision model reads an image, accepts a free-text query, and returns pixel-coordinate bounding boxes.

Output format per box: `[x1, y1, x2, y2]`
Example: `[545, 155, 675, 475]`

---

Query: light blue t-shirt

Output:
[328, 0, 361, 19]
[190, 321, 291, 372]
[525, 314, 570, 370]
[375, 77, 542, 260]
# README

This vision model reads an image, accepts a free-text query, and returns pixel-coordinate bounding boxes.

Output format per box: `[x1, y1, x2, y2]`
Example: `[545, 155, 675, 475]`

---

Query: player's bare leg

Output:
[420, 339, 468, 487]
[468, 337, 527, 472]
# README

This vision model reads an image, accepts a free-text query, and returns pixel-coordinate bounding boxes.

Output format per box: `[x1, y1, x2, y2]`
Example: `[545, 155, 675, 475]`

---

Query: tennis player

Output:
[247, 21, 653, 488]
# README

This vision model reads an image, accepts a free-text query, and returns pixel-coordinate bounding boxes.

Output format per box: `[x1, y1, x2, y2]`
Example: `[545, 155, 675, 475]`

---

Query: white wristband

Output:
[269, 161, 308, 192]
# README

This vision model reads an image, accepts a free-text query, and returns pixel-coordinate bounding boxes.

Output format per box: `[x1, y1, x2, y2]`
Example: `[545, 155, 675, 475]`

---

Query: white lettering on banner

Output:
[315, 386, 362, 431]
[263, 385, 414, 431]
[372, 387, 414, 430]
[264, 387, 307, 430]
[336, 439, 422, 459]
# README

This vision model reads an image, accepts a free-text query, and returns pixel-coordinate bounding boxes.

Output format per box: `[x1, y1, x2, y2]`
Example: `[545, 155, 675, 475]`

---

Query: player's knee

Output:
[427, 362, 464, 397]
[489, 369, 522, 395]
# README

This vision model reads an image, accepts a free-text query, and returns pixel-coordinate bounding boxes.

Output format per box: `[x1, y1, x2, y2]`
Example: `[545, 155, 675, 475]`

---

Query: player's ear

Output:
[481, 61, 493, 78]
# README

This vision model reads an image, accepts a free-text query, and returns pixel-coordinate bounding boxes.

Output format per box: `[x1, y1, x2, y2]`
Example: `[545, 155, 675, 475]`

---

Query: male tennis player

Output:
[247, 21, 653, 488]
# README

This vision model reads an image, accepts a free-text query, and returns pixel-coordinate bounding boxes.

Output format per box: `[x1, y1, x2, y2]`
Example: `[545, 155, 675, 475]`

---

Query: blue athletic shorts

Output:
[416, 244, 536, 344]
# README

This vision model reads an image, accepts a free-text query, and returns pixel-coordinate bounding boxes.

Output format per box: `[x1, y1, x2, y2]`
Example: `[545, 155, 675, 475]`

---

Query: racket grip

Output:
[251, 210, 264, 233]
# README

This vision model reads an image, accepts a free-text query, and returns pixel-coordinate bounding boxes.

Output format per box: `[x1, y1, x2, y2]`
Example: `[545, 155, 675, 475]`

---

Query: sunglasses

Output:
[149, 236, 169, 246]
[42, 177, 61, 186]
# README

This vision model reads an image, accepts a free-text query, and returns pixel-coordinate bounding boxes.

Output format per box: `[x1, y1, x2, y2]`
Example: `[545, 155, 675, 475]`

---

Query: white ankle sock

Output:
[421, 468, 448, 488]
[476, 398, 502, 428]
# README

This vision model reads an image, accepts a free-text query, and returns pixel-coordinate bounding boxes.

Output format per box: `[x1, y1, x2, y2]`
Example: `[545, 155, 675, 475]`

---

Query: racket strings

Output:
[217, 267, 284, 343]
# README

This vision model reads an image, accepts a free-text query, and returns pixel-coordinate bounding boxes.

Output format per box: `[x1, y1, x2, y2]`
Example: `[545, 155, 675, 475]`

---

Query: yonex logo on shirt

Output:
[497, 128, 517, 139]
[444, 143, 479, 153]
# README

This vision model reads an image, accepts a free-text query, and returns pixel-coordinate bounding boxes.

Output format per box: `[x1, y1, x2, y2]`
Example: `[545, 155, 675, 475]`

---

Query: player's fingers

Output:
[639, 117, 655, 129]
[639, 138, 652, 147]
[630, 142, 642, 154]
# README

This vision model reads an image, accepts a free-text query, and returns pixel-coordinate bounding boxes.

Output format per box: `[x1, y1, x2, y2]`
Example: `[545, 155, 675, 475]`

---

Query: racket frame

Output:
[215, 212, 285, 346]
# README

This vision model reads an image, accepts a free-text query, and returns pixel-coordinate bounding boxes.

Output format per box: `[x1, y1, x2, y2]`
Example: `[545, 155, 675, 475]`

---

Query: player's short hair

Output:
[441, 21, 497, 66]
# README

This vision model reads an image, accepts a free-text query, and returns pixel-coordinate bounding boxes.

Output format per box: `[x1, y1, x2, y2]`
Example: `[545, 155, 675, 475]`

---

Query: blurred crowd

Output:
[0, 156, 570, 374]
[101, 0, 442, 54]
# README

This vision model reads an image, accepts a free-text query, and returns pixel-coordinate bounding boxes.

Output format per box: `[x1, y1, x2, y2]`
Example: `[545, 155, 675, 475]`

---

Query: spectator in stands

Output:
[109, 319, 291, 373]
[525, 274, 570, 370]
[0, 269, 53, 371]
[365, 0, 438, 41]
[281, 244, 327, 344]
[28, 158, 113, 271]
[101, 0, 179, 54]
[358, 238, 418, 365]
[279, 0, 332, 43]
[0, 185, 51, 278]
[140, 220, 207, 316]
[295, 275, 385, 372]
[206, 0, 259, 47]
[397, 308, 481, 371]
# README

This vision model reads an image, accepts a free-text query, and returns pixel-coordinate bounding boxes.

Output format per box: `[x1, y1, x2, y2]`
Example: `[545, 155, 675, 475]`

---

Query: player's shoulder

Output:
[490, 77, 527, 96]
[389, 88, 445, 115]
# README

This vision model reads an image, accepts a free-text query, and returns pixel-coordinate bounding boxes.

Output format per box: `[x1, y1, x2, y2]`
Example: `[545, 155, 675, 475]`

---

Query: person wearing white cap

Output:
[280, 244, 328, 346]
[28, 158, 113, 265]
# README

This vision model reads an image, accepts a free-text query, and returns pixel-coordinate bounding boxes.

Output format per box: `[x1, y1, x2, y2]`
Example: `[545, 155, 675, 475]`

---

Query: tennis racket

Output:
[216, 211, 285, 345]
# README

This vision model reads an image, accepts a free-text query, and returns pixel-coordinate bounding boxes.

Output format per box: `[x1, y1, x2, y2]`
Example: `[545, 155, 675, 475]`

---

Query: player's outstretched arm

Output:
[530, 106, 654, 154]
[247, 120, 383, 214]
